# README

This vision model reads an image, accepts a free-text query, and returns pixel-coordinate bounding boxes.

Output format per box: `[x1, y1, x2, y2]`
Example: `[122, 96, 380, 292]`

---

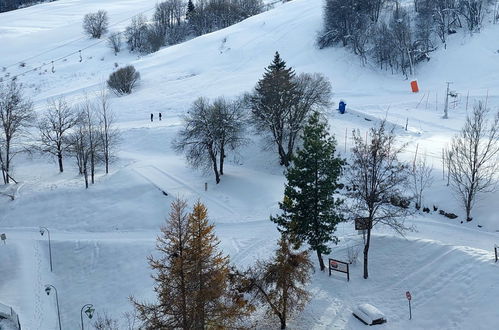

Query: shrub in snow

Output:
[347, 243, 361, 265]
[107, 32, 122, 55]
[107, 65, 140, 95]
[83, 10, 109, 39]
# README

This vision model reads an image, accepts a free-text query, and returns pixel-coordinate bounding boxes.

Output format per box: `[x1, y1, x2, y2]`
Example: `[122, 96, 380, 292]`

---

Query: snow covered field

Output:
[1, 0, 499, 329]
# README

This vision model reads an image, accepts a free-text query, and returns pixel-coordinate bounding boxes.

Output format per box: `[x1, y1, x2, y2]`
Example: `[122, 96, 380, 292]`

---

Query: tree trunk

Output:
[363, 227, 372, 279]
[4, 141, 10, 184]
[105, 152, 109, 174]
[317, 248, 325, 272]
[209, 148, 220, 184]
[104, 130, 109, 174]
[90, 152, 95, 184]
[57, 151, 64, 173]
[0, 150, 7, 184]
[278, 143, 289, 167]
[219, 145, 225, 176]
[84, 166, 89, 189]
[280, 318, 286, 329]
[466, 196, 473, 221]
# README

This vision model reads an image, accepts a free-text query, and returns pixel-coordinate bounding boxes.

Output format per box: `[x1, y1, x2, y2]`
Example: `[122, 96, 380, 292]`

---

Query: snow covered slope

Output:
[1, 0, 499, 329]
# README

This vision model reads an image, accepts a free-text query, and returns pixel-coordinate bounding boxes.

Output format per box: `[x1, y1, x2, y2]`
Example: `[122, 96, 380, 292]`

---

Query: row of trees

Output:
[135, 99, 499, 329]
[318, 0, 493, 76]
[271, 99, 499, 279]
[0, 82, 118, 188]
[173, 51, 499, 280]
[0, 0, 52, 13]
[174, 52, 333, 183]
[133, 198, 313, 329]
[83, 0, 265, 55]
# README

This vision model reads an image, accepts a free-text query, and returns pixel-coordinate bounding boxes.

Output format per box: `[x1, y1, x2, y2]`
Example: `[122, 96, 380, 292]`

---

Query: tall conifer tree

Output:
[250, 52, 299, 167]
[271, 112, 344, 271]
[133, 199, 252, 329]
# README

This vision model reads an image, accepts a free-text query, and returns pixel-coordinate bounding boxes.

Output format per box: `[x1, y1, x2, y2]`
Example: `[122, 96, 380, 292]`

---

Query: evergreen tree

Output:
[132, 199, 252, 329]
[271, 112, 344, 271]
[186, 0, 195, 19]
[250, 51, 299, 167]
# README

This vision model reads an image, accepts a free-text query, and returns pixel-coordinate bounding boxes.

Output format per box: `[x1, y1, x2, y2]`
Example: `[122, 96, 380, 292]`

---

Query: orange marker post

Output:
[410, 80, 419, 93]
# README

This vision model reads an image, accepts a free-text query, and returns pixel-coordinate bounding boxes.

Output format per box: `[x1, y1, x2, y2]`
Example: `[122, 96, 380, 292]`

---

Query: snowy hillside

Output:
[1, 0, 499, 329]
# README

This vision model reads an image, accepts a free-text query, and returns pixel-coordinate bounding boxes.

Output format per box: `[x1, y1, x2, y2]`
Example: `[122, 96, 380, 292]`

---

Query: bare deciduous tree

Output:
[81, 98, 100, 185]
[411, 153, 433, 208]
[250, 53, 332, 167]
[348, 121, 412, 279]
[67, 113, 92, 188]
[173, 96, 246, 184]
[154, 0, 186, 34]
[83, 10, 109, 39]
[458, 0, 485, 32]
[0, 81, 34, 184]
[125, 14, 148, 52]
[107, 32, 122, 55]
[38, 97, 78, 173]
[96, 88, 118, 175]
[445, 102, 499, 221]
[93, 311, 119, 330]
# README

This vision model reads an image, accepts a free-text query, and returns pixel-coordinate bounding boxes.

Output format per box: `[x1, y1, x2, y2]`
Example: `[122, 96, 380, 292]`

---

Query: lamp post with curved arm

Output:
[39, 226, 53, 272]
[44, 284, 62, 330]
[80, 304, 95, 330]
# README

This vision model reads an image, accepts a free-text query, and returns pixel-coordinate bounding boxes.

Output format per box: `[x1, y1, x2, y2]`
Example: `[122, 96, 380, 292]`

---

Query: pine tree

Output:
[132, 199, 252, 329]
[271, 112, 344, 271]
[250, 51, 299, 167]
[246, 235, 313, 329]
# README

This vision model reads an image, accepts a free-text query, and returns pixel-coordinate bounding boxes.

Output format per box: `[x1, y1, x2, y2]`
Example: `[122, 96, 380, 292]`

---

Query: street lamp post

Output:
[39, 226, 53, 272]
[80, 304, 95, 330]
[45, 284, 62, 330]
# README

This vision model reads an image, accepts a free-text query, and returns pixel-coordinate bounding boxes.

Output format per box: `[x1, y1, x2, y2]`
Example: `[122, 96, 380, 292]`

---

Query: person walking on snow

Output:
[159, 112, 162, 121]
[150, 113, 154, 122]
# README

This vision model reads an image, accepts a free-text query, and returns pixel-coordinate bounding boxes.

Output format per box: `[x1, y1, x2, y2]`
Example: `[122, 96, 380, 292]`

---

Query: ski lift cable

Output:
[3, 6, 156, 70]
[8, 7, 156, 81]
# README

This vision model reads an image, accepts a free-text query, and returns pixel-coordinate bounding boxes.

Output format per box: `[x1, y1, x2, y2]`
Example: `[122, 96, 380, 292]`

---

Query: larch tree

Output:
[186, 201, 252, 328]
[245, 235, 313, 329]
[271, 112, 344, 271]
[132, 198, 192, 329]
[348, 121, 412, 279]
[133, 199, 252, 329]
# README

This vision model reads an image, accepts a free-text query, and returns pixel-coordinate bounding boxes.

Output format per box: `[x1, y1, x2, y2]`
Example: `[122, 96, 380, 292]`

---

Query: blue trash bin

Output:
[339, 101, 346, 114]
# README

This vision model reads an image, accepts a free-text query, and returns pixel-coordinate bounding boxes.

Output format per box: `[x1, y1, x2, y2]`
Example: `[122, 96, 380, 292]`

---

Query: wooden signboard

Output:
[328, 258, 350, 281]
